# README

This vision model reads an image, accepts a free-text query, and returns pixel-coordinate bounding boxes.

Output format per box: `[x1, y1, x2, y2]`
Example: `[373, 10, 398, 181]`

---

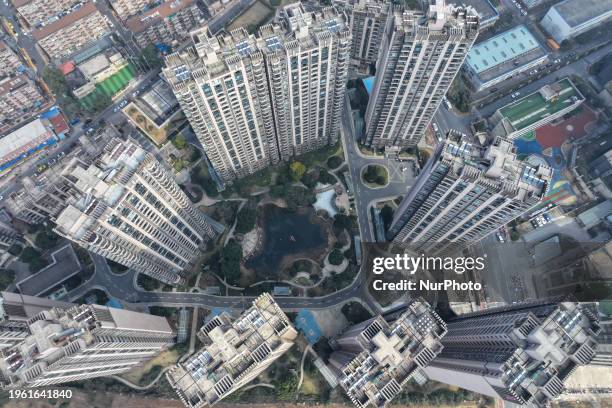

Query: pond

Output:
[246, 204, 329, 279]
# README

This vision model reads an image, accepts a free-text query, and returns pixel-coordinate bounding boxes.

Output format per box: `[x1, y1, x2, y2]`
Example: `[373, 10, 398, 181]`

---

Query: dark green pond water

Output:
[246, 205, 327, 277]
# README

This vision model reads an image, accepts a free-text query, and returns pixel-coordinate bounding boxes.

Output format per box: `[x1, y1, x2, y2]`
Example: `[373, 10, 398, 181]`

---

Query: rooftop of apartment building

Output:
[167, 294, 297, 408]
[333, 0, 391, 12]
[466, 24, 546, 83]
[496, 77, 584, 132]
[547, 0, 612, 27]
[53, 138, 147, 239]
[164, 3, 349, 85]
[442, 130, 553, 200]
[32, 2, 99, 41]
[388, 0, 479, 36]
[339, 300, 446, 408]
[0, 292, 72, 323]
[440, 301, 600, 406]
[0, 304, 173, 387]
[124, 0, 200, 33]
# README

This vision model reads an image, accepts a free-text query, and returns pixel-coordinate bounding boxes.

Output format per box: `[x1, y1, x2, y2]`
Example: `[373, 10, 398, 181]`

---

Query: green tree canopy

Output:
[42, 66, 68, 96]
[235, 208, 257, 234]
[221, 239, 242, 284]
[289, 161, 306, 181]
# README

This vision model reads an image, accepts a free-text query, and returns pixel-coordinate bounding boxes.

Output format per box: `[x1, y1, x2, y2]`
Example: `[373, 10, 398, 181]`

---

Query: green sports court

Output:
[80, 64, 136, 109]
[498, 78, 582, 133]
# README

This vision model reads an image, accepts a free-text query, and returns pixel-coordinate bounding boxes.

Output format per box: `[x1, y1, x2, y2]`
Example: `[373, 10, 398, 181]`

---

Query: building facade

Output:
[11, 0, 78, 28]
[125, 0, 205, 49]
[363, 1, 478, 149]
[329, 299, 446, 408]
[424, 299, 600, 407]
[388, 131, 552, 255]
[167, 293, 297, 407]
[53, 138, 220, 286]
[0, 303, 175, 388]
[0, 75, 45, 127]
[164, 3, 350, 182]
[333, 0, 392, 72]
[32, 2, 109, 60]
[540, 0, 612, 43]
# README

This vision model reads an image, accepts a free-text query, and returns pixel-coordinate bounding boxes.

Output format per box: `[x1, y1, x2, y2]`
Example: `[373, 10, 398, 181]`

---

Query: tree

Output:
[173, 133, 187, 149]
[87, 92, 112, 114]
[333, 214, 354, 231]
[137, 273, 160, 291]
[326, 155, 343, 169]
[20, 247, 42, 263]
[221, 239, 242, 284]
[289, 161, 306, 181]
[140, 44, 163, 69]
[0, 269, 15, 291]
[328, 249, 345, 266]
[42, 66, 68, 96]
[380, 205, 394, 230]
[235, 208, 257, 234]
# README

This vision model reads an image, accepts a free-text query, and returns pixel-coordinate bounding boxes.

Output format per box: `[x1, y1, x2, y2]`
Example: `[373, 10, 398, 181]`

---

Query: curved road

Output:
[67, 254, 378, 313]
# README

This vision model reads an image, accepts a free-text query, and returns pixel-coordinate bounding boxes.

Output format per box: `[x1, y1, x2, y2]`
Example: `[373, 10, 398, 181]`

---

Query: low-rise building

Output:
[0, 41, 22, 78]
[167, 294, 297, 407]
[0, 118, 58, 176]
[464, 24, 547, 91]
[11, 0, 78, 28]
[123, 79, 185, 145]
[125, 0, 205, 49]
[0, 75, 45, 129]
[490, 77, 584, 139]
[0, 303, 175, 388]
[540, 0, 612, 43]
[32, 2, 110, 61]
[458, 0, 498, 29]
[109, 0, 151, 20]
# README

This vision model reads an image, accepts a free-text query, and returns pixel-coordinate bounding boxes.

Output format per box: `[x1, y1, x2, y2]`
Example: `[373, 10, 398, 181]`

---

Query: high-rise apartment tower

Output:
[167, 293, 297, 407]
[329, 299, 447, 408]
[164, 3, 350, 182]
[388, 131, 552, 255]
[0, 303, 175, 388]
[364, 0, 478, 148]
[424, 299, 600, 407]
[333, 0, 392, 72]
[53, 138, 221, 285]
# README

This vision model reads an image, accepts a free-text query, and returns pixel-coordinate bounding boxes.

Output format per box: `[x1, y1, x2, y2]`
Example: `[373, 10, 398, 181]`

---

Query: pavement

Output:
[207, 0, 256, 34]
[16, 244, 81, 296]
[341, 94, 416, 242]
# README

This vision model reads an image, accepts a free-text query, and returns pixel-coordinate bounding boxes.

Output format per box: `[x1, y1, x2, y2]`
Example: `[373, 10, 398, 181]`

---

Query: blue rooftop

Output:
[466, 25, 541, 74]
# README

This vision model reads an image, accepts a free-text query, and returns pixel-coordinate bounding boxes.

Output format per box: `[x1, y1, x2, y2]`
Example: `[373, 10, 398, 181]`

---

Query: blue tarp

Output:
[0, 137, 57, 172]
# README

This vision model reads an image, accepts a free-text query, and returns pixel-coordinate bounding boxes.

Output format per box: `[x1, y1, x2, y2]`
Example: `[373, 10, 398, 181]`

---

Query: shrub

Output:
[328, 249, 345, 266]
[235, 208, 257, 234]
[326, 155, 343, 169]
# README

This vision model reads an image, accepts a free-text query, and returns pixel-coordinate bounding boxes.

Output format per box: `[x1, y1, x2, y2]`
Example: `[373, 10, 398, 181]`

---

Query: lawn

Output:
[80, 64, 136, 109]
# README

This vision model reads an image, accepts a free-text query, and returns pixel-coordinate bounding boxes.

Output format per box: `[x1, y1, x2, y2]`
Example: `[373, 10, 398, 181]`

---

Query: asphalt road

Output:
[66, 253, 377, 312]
[341, 95, 416, 243]
[207, 0, 256, 34]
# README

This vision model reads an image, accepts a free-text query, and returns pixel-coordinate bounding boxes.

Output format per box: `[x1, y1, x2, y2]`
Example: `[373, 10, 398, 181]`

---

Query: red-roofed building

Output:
[58, 61, 76, 75]
[49, 113, 69, 136]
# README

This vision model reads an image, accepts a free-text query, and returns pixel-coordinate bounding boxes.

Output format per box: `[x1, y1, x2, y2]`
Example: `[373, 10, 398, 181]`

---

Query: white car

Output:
[432, 123, 439, 132]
